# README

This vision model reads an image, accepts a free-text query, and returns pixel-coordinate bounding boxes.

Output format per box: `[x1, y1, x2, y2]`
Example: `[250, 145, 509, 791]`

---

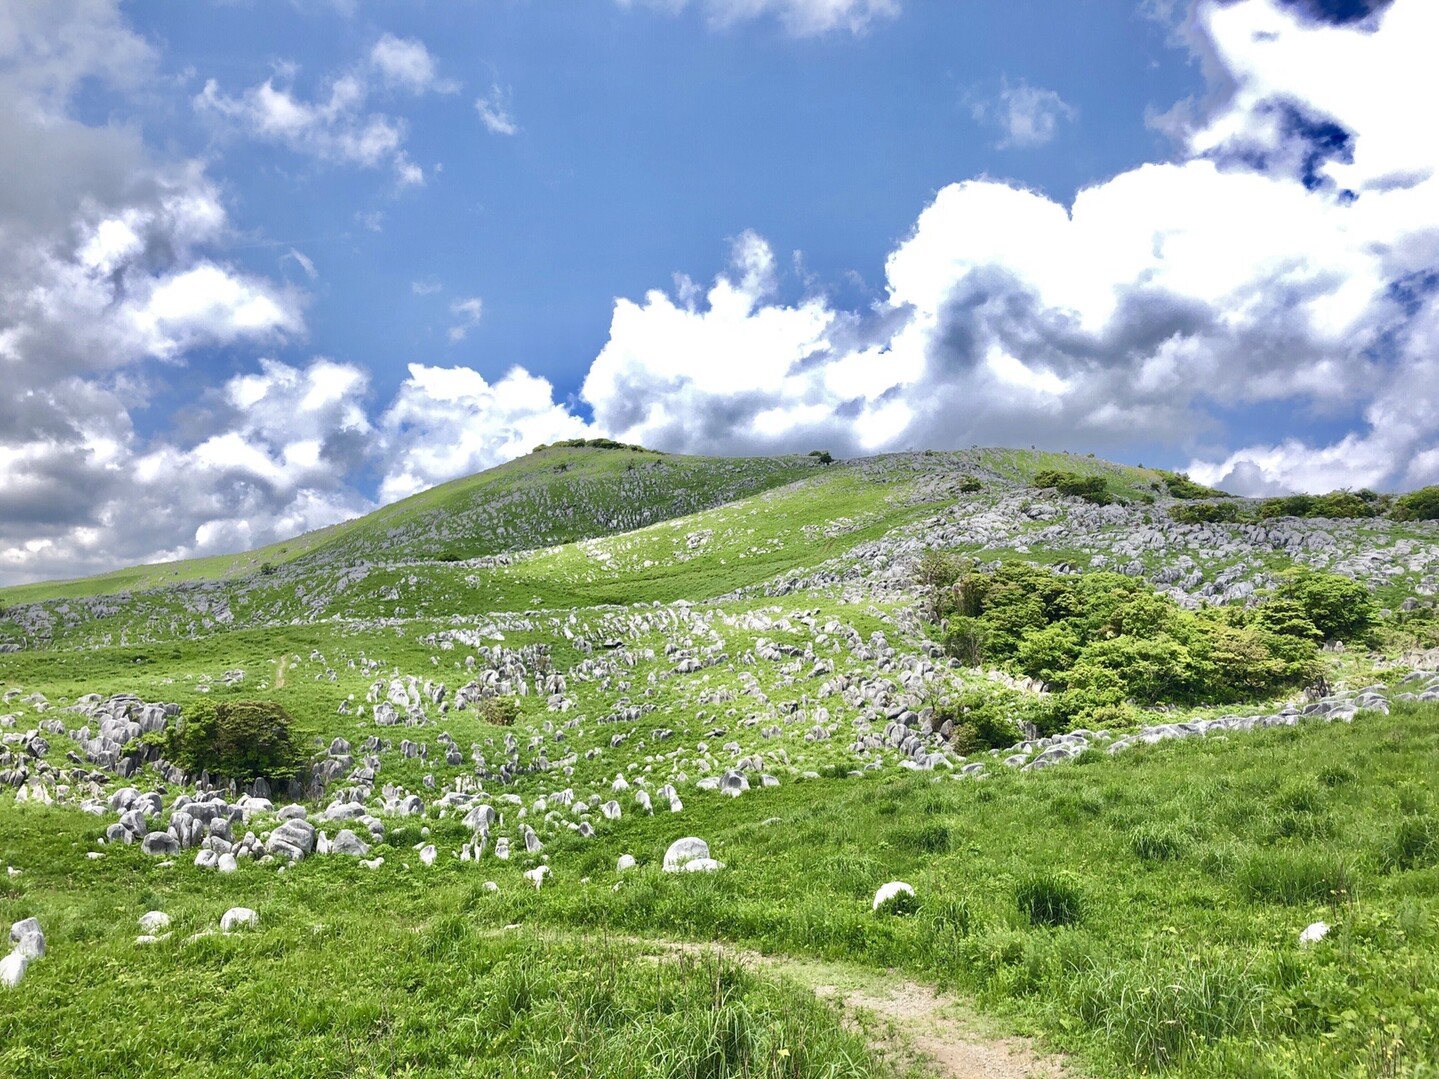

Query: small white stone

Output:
[524, 865, 550, 889]
[682, 858, 724, 873]
[872, 881, 915, 912]
[419, 844, 437, 866]
[483, 881, 498, 892]
[617, 854, 636, 872]
[138, 911, 170, 933]
[220, 907, 259, 933]
[0, 952, 28, 988]
[1299, 921, 1330, 945]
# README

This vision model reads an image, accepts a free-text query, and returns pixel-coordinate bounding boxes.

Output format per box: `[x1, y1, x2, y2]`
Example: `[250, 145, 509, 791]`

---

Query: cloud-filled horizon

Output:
[1, 0, 1435, 586]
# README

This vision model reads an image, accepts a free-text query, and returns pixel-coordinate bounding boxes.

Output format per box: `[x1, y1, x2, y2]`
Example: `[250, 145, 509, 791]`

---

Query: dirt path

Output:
[274, 656, 288, 689]
[506, 927, 1078, 1079]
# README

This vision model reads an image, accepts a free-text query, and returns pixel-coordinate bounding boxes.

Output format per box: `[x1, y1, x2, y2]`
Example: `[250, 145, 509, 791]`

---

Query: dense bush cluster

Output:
[475, 696, 521, 726]
[531, 438, 659, 454]
[166, 699, 307, 783]
[1157, 471, 1231, 500]
[1032, 469, 1113, 505]
[1392, 484, 1439, 521]
[1169, 485, 1439, 524]
[919, 554, 1376, 729]
[1256, 489, 1385, 519]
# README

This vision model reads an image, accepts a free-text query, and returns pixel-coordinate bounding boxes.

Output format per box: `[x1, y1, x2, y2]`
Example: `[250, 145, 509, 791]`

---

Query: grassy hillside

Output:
[0, 445, 821, 606]
[2, 444, 1438, 1077]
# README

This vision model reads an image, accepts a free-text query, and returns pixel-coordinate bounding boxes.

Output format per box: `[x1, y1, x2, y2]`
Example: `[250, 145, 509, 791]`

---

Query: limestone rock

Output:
[872, 881, 915, 912]
[663, 837, 710, 872]
[220, 907, 259, 933]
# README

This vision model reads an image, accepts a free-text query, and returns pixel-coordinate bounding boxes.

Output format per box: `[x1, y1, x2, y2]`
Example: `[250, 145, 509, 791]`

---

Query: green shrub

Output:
[167, 699, 307, 784]
[938, 694, 1022, 754]
[921, 561, 1322, 720]
[476, 696, 521, 726]
[1158, 471, 1230, 500]
[1391, 484, 1439, 521]
[1170, 500, 1243, 524]
[1033, 469, 1111, 504]
[1273, 567, 1377, 642]
[1016, 873, 1084, 927]
[1310, 490, 1380, 518]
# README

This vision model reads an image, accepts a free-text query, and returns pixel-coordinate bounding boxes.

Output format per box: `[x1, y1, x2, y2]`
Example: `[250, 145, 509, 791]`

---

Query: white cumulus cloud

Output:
[376, 365, 591, 503]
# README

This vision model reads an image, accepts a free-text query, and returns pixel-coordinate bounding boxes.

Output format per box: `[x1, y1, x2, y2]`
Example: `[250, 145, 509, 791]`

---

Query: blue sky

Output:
[1, 0, 1435, 583]
[119, 0, 1196, 418]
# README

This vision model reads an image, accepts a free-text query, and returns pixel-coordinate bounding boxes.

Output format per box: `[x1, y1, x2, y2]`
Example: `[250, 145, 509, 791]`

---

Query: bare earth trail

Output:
[273, 656, 287, 689]
[505, 927, 1079, 1079]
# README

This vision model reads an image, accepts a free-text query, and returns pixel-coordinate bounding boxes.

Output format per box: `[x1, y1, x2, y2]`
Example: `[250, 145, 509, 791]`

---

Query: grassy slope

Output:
[0, 446, 821, 606]
[2, 445, 1437, 1077]
[2, 704, 1435, 1076]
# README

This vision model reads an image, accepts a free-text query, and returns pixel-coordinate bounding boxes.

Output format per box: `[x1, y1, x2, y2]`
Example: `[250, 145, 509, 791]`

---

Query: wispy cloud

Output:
[474, 84, 518, 136]
[615, 0, 899, 37]
[972, 78, 1077, 149]
[448, 296, 484, 342]
[195, 36, 456, 186]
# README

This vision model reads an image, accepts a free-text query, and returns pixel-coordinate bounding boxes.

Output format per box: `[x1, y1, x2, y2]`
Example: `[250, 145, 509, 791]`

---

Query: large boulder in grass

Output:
[265, 818, 316, 862]
[220, 907, 258, 934]
[662, 837, 711, 872]
[330, 829, 371, 856]
[141, 831, 180, 857]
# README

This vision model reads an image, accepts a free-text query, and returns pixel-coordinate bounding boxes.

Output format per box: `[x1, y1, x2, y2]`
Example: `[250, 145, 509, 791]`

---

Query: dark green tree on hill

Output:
[167, 699, 307, 784]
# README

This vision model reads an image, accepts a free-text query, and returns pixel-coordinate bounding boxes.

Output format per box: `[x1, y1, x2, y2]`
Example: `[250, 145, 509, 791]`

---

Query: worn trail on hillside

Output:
[507, 927, 1077, 1079]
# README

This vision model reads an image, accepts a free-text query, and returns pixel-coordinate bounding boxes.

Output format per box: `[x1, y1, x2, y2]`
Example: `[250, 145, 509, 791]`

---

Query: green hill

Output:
[2, 444, 1438, 1077]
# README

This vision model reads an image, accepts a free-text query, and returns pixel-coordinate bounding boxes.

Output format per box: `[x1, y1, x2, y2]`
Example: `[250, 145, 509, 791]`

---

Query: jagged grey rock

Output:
[142, 832, 180, 856]
[266, 818, 316, 862]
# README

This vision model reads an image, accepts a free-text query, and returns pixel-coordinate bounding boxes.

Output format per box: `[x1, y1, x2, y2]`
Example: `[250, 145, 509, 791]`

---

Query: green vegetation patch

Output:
[918, 557, 1374, 727]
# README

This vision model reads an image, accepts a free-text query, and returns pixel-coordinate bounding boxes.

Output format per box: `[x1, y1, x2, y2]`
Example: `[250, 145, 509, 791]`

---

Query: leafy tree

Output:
[1392, 485, 1439, 521]
[936, 694, 1023, 755]
[941, 616, 988, 667]
[916, 549, 964, 621]
[1033, 470, 1112, 504]
[808, 449, 835, 465]
[167, 699, 306, 784]
[1273, 567, 1377, 642]
[1170, 501, 1242, 524]
[1158, 471, 1230, 499]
